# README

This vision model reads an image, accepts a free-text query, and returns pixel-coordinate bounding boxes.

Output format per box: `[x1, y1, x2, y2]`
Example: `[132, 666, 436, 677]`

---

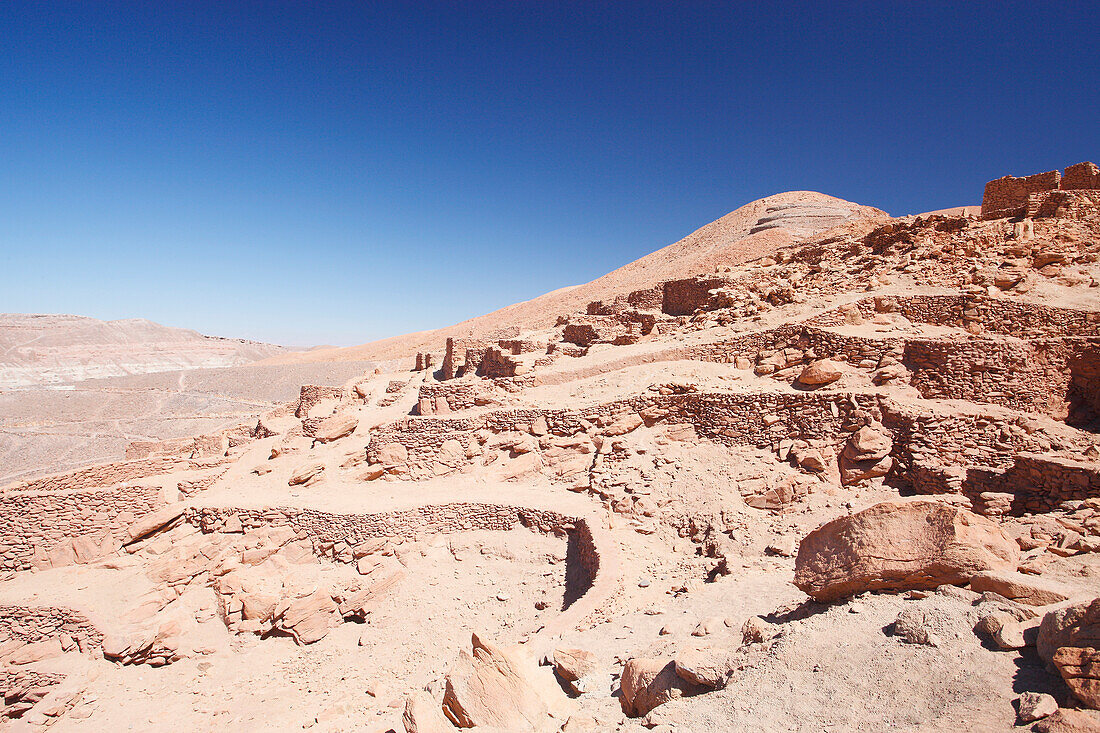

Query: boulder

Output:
[1018, 692, 1058, 723]
[994, 617, 1040, 650]
[794, 501, 1019, 602]
[1033, 708, 1100, 733]
[798, 359, 844, 386]
[1038, 599, 1100, 671]
[403, 691, 453, 733]
[442, 633, 549, 730]
[375, 442, 409, 466]
[313, 414, 358, 444]
[843, 425, 892, 462]
[125, 505, 185, 543]
[970, 571, 1072, 606]
[553, 647, 599, 696]
[741, 616, 779, 645]
[673, 648, 736, 689]
[552, 648, 597, 683]
[1054, 646, 1100, 709]
[288, 461, 325, 486]
[274, 590, 340, 644]
[619, 658, 702, 717]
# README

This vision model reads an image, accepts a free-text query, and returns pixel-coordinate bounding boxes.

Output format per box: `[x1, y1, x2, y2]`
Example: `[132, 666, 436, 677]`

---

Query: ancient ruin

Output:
[2, 167, 1100, 731]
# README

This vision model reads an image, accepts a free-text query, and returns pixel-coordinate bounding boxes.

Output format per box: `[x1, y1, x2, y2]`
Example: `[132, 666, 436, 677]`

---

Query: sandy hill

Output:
[263, 191, 887, 364]
[0, 314, 292, 388]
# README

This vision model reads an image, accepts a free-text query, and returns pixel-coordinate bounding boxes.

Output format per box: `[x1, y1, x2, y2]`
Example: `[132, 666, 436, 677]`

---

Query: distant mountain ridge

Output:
[0, 313, 292, 388]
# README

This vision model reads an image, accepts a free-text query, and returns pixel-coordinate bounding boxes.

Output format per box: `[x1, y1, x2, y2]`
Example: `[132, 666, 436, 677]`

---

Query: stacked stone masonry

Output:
[366, 389, 1100, 517]
[0, 606, 103, 649]
[294, 385, 346, 418]
[183, 503, 601, 611]
[3, 455, 206, 495]
[0, 485, 165, 571]
[981, 162, 1099, 219]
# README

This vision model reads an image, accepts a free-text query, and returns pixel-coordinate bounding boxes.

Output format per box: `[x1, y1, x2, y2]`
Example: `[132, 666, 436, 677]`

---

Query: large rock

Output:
[313, 414, 358, 444]
[442, 633, 549, 730]
[375, 442, 409, 466]
[1033, 708, 1100, 733]
[619, 658, 701, 717]
[798, 359, 844, 386]
[843, 425, 892, 462]
[673, 648, 737, 689]
[1038, 599, 1100, 670]
[794, 501, 1019, 602]
[1054, 646, 1100, 709]
[839, 425, 894, 485]
[274, 590, 340, 644]
[288, 461, 325, 486]
[403, 691, 453, 733]
[1018, 692, 1059, 723]
[970, 571, 1072, 606]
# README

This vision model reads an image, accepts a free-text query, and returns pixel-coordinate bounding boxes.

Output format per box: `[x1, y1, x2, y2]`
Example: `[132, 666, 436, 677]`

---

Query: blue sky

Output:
[1, 2, 1097, 346]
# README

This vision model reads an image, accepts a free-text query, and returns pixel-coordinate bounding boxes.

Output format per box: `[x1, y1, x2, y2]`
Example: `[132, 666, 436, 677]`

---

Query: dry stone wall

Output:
[0, 485, 165, 571]
[183, 503, 603, 614]
[294, 385, 346, 418]
[3, 455, 202, 495]
[808, 295, 1100, 338]
[963, 454, 1100, 514]
[981, 162, 1100, 219]
[0, 606, 103, 648]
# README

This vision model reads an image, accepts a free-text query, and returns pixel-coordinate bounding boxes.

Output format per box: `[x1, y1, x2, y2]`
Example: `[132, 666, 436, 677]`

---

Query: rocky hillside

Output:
[263, 190, 887, 364]
[1, 164, 1099, 731]
[0, 314, 291, 388]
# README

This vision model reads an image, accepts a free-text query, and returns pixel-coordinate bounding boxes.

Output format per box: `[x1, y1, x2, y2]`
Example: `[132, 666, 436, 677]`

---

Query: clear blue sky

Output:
[2, 2, 1097, 346]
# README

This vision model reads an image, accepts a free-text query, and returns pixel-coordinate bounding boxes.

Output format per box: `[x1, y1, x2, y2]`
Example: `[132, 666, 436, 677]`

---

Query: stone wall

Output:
[962, 454, 1100, 515]
[903, 337, 1099, 417]
[294, 385, 346, 418]
[981, 162, 1099, 219]
[808, 294, 1100, 339]
[1061, 162, 1100, 190]
[0, 485, 166, 571]
[0, 606, 103, 648]
[2, 455, 203, 495]
[417, 382, 482, 415]
[562, 313, 655, 347]
[1029, 189, 1100, 220]
[183, 503, 603, 616]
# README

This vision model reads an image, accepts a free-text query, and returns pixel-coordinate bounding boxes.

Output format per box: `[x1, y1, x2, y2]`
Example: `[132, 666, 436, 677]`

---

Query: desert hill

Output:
[264, 190, 888, 364]
[0, 313, 293, 389]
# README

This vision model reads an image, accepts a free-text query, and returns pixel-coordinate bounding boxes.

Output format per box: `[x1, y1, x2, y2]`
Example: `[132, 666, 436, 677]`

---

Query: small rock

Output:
[1017, 692, 1058, 724]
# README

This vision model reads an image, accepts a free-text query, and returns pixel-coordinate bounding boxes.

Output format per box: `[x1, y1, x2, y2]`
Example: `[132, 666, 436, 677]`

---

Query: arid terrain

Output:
[2, 162, 1100, 732]
[0, 316, 375, 484]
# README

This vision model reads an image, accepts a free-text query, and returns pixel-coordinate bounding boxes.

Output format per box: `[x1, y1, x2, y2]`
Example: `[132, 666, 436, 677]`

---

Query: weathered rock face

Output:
[1033, 707, 1100, 733]
[798, 359, 843, 386]
[403, 690, 453, 733]
[1038, 599, 1100, 671]
[288, 461, 325, 486]
[969, 570, 1072, 606]
[619, 658, 702, 717]
[442, 634, 549, 730]
[794, 501, 1019, 602]
[1054, 646, 1100, 709]
[312, 414, 358, 444]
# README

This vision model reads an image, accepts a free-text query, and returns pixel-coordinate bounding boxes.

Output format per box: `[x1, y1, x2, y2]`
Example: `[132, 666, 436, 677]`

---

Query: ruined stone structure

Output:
[981, 162, 1100, 219]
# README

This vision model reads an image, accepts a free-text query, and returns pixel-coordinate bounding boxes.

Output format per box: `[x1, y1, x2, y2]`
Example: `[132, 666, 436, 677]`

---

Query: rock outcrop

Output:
[794, 501, 1019, 602]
